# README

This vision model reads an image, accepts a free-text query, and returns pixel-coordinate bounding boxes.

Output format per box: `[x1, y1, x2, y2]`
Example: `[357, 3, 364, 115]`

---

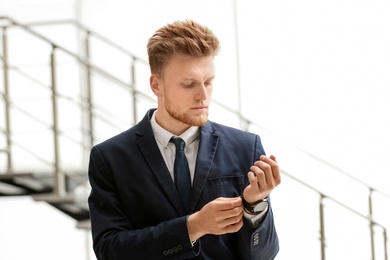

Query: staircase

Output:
[0, 16, 389, 259]
[0, 171, 89, 219]
[0, 16, 152, 228]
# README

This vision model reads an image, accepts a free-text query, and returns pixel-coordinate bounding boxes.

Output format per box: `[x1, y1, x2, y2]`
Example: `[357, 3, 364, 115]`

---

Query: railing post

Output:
[242, 118, 250, 131]
[130, 57, 137, 125]
[369, 188, 376, 260]
[84, 30, 94, 148]
[2, 26, 13, 172]
[319, 194, 326, 260]
[384, 228, 388, 260]
[50, 45, 65, 196]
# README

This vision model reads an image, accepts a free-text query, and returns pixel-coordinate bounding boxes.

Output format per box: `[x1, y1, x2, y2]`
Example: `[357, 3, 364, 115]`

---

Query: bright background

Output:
[1, 0, 389, 259]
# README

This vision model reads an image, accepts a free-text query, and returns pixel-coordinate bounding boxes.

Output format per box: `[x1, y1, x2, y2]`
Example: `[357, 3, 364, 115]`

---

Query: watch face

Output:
[253, 201, 268, 212]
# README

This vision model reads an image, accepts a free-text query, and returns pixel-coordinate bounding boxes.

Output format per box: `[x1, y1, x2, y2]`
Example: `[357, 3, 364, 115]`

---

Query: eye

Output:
[204, 80, 213, 87]
[182, 82, 195, 88]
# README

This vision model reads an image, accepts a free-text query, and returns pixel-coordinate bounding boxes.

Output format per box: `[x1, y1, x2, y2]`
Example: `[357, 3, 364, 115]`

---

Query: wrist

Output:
[187, 212, 204, 242]
[241, 194, 268, 214]
[242, 191, 268, 204]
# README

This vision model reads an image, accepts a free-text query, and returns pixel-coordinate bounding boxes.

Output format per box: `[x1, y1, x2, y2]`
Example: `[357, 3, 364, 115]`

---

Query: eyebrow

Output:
[181, 76, 215, 81]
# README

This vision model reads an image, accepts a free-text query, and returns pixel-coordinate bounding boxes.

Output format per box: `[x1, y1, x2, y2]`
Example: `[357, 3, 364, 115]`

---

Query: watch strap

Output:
[241, 194, 268, 213]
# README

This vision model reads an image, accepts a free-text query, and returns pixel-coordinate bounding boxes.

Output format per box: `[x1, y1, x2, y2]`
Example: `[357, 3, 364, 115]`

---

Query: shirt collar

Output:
[151, 110, 200, 147]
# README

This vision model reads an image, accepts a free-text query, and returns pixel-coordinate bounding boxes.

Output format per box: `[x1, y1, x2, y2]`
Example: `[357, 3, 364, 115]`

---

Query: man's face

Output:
[151, 55, 215, 133]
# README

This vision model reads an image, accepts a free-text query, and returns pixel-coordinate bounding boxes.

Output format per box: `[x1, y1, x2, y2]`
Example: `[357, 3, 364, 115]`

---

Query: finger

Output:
[253, 161, 272, 182]
[254, 161, 281, 192]
[214, 197, 243, 211]
[225, 213, 244, 227]
[259, 155, 280, 180]
[259, 155, 278, 166]
[247, 170, 258, 182]
[215, 197, 242, 203]
[249, 167, 264, 186]
[268, 155, 281, 183]
[224, 218, 244, 234]
[215, 203, 244, 226]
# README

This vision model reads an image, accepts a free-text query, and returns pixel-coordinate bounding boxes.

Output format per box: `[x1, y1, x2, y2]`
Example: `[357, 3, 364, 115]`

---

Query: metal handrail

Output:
[1, 17, 260, 128]
[299, 148, 390, 200]
[20, 19, 147, 64]
[282, 168, 386, 228]
[0, 67, 129, 134]
[0, 17, 148, 98]
[282, 168, 388, 260]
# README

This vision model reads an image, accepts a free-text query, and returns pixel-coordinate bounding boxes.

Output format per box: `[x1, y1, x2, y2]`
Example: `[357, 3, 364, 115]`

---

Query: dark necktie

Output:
[170, 137, 192, 212]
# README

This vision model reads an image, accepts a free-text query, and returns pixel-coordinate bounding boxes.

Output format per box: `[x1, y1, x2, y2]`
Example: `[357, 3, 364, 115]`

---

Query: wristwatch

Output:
[241, 194, 268, 214]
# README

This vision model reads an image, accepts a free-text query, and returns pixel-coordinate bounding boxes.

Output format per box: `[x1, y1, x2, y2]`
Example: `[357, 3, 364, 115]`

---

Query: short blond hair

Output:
[147, 20, 220, 75]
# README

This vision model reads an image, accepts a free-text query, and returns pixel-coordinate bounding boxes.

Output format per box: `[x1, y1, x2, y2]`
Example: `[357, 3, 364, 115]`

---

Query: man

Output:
[88, 19, 280, 259]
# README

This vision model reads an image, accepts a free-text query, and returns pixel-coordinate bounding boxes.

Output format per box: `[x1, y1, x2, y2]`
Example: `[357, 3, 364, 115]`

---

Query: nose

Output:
[195, 84, 208, 101]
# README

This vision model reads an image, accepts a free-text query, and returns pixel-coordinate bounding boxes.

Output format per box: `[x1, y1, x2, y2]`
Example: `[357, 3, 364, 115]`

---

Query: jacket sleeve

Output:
[237, 199, 279, 259]
[236, 134, 279, 259]
[88, 146, 199, 260]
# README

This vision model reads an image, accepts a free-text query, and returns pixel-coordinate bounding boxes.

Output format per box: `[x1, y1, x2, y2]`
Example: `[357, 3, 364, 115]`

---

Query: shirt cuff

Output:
[186, 215, 198, 247]
[243, 204, 268, 227]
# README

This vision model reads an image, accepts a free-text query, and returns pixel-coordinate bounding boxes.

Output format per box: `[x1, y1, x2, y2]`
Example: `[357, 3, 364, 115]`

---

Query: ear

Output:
[150, 74, 163, 97]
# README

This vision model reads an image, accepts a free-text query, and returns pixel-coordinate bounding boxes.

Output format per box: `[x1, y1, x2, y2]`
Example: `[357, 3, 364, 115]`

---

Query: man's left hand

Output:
[243, 155, 281, 203]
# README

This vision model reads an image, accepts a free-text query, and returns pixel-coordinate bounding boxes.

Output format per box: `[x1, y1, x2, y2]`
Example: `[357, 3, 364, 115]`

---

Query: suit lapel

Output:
[135, 111, 219, 215]
[190, 121, 219, 212]
[136, 110, 186, 216]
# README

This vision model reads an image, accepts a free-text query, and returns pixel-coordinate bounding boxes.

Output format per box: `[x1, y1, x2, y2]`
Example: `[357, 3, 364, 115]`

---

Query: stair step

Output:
[0, 173, 53, 196]
[0, 173, 90, 223]
[33, 193, 90, 221]
[76, 219, 91, 229]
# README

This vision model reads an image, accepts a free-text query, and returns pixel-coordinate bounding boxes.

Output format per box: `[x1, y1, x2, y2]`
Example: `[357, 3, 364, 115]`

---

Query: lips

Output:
[191, 106, 208, 110]
[191, 103, 208, 109]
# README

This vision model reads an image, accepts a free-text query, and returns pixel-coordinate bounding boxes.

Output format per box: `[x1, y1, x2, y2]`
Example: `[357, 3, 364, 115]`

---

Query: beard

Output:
[165, 96, 208, 127]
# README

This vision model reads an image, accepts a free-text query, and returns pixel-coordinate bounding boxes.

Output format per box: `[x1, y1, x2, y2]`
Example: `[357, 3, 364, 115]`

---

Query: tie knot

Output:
[170, 137, 185, 152]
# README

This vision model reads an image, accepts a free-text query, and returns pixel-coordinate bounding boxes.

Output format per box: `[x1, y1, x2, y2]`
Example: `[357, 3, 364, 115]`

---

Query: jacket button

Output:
[253, 232, 260, 246]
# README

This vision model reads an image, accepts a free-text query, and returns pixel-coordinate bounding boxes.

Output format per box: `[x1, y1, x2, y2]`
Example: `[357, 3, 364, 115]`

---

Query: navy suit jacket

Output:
[88, 109, 279, 259]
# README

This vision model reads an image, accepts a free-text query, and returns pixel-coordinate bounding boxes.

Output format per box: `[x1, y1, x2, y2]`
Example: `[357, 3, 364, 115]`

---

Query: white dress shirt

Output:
[151, 111, 199, 185]
[150, 111, 266, 226]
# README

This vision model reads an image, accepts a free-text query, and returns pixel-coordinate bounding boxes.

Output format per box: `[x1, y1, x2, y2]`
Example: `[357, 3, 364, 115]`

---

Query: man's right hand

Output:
[186, 197, 244, 242]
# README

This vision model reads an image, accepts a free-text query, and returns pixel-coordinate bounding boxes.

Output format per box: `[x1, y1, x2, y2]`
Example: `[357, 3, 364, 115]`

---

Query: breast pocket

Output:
[207, 175, 246, 199]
